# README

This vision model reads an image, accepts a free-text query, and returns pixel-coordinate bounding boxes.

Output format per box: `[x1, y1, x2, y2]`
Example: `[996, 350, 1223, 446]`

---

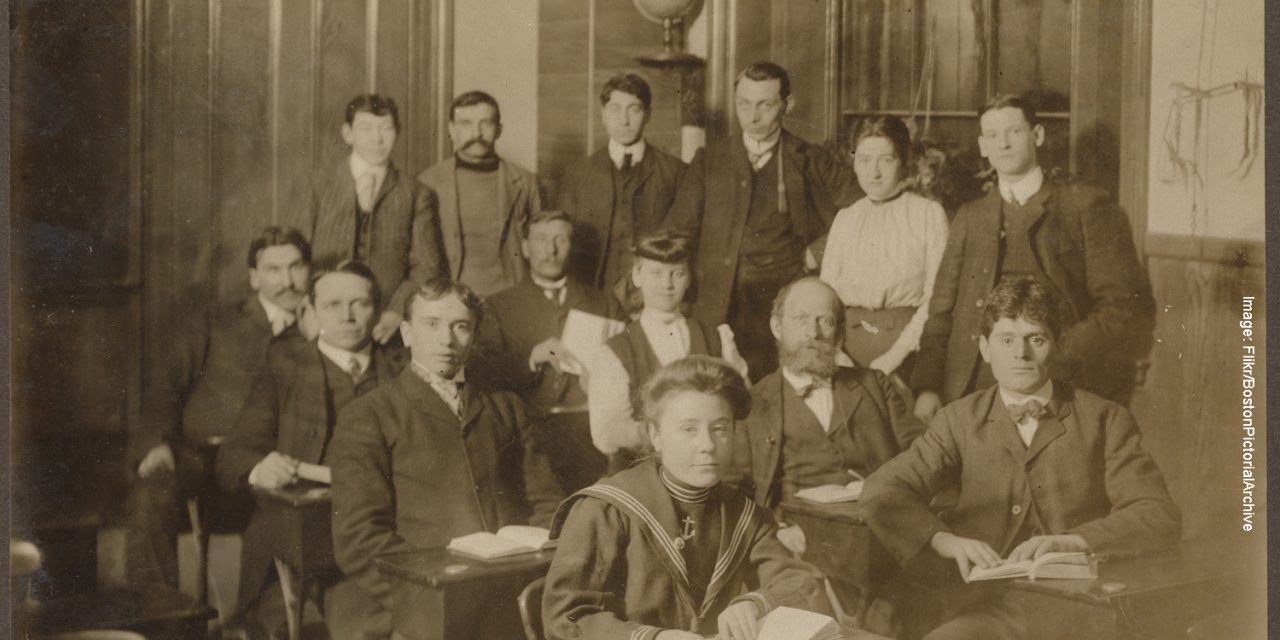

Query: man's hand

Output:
[655, 631, 703, 640]
[804, 248, 819, 271]
[529, 337, 567, 370]
[930, 531, 1003, 579]
[296, 299, 319, 341]
[138, 443, 175, 478]
[248, 451, 301, 489]
[372, 310, 403, 344]
[914, 391, 943, 422]
[776, 524, 807, 555]
[1006, 534, 1090, 563]
[717, 600, 762, 640]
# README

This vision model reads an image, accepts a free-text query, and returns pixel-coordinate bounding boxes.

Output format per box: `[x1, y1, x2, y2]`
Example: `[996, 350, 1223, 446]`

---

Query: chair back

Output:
[516, 576, 546, 640]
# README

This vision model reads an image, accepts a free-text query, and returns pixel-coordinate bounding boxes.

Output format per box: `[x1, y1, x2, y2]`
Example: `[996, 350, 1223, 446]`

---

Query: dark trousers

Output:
[542, 412, 608, 493]
[885, 552, 1026, 640]
[727, 265, 803, 382]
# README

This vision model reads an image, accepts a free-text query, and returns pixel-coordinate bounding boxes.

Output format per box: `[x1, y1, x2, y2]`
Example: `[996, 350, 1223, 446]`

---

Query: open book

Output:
[965, 551, 1097, 582]
[446, 526, 557, 560]
[794, 480, 863, 504]
[756, 606, 842, 640]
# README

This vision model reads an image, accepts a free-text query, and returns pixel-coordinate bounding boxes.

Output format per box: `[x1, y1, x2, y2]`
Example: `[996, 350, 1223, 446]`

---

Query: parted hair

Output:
[600, 73, 653, 111]
[308, 259, 382, 310]
[632, 229, 693, 265]
[850, 115, 913, 181]
[345, 94, 400, 130]
[980, 277, 1063, 339]
[639, 355, 753, 425]
[450, 90, 502, 124]
[735, 61, 791, 99]
[978, 93, 1039, 127]
[248, 226, 311, 268]
[403, 276, 485, 326]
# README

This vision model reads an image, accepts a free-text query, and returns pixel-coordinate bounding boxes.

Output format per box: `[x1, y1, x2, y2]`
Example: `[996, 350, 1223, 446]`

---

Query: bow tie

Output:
[1006, 399, 1046, 423]
[796, 378, 832, 399]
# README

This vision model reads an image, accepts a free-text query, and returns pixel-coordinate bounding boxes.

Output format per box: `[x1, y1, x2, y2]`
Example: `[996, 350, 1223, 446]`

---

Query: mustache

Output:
[778, 338, 840, 377]
[462, 138, 492, 150]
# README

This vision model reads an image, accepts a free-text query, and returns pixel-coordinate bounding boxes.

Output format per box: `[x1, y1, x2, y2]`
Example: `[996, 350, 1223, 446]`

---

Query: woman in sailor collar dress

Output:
[543, 355, 829, 640]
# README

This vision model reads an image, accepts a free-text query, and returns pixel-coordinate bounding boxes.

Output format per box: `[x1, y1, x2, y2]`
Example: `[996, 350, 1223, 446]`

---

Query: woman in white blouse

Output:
[820, 116, 948, 379]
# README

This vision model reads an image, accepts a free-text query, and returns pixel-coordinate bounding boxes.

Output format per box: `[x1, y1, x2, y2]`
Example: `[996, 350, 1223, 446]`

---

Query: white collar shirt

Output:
[638, 308, 690, 366]
[781, 367, 834, 432]
[317, 340, 372, 379]
[998, 165, 1045, 206]
[998, 379, 1055, 447]
[607, 139, 647, 170]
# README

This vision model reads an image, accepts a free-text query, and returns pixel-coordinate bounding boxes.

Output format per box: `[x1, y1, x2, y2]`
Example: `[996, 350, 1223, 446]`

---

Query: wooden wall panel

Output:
[376, 0, 413, 172]
[317, 0, 370, 166]
[277, 0, 319, 227]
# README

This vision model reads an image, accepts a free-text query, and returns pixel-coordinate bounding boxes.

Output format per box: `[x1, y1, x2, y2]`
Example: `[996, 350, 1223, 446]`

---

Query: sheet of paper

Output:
[297, 462, 331, 484]
[560, 309, 625, 376]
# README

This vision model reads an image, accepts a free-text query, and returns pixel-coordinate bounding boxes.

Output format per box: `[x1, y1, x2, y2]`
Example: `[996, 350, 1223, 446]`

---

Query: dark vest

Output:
[739, 153, 803, 281]
[319, 353, 381, 463]
[601, 161, 643, 288]
[997, 195, 1050, 286]
[778, 382, 867, 501]
[605, 318, 723, 412]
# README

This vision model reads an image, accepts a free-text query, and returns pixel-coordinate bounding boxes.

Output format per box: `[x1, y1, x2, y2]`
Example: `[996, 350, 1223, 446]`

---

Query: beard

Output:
[778, 337, 840, 378]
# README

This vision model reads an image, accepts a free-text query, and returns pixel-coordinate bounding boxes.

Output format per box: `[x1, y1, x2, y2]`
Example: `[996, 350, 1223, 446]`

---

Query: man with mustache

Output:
[417, 91, 543, 297]
[330, 277, 563, 637]
[476, 210, 623, 492]
[215, 260, 405, 638]
[126, 227, 311, 590]
[299, 94, 445, 345]
[666, 61, 862, 380]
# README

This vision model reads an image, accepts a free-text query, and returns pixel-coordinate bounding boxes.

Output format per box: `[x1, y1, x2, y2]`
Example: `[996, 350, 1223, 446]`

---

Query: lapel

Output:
[829, 369, 865, 437]
[1024, 384, 1072, 463]
[432, 157, 463, 275]
[369, 162, 401, 213]
[497, 159, 529, 283]
[458, 378, 485, 432]
[398, 366, 465, 430]
[973, 190, 1004, 281]
[751, 372, 786, 497]
[699, 488, 757, 616]
[980, 386, 1033, 460]
[290, 346, 334, 463]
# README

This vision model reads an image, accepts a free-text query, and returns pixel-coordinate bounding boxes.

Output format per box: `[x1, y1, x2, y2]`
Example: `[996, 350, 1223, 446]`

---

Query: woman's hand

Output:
[717, 600, 762, 640]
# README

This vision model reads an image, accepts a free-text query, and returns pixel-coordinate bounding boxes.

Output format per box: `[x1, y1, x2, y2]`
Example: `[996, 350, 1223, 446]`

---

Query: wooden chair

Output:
[516, 576, 546, 640]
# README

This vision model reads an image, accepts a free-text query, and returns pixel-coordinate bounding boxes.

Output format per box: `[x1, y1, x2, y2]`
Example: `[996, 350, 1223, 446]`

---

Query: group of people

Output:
[126, 58, 1177, 640]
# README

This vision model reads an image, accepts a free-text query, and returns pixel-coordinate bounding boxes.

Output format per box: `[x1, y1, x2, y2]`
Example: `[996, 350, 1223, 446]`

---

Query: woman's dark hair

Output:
[638, 355, 752, 426]
[850, 115, 912, 181]
[632, 229, 693, 265]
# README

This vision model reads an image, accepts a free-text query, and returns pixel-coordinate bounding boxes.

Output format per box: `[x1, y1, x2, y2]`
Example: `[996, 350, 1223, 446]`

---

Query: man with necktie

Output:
[329, 277, 563, 638]
[215, 260, 405, 638]
[126, 227, 311, 590]
[861, 278, 1179, 640]
[911, 93, 1154, 422]
[555, 73, 684, 309]
[477, 210, 623, 491]
[296, 94, 445, 345]
[417, 91, 543, 297]
[665, 61, 862, 380]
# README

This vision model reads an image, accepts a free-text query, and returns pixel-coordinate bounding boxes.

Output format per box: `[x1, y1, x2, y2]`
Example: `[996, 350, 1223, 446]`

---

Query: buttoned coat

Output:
[861, 383, 1180, 568]
[910, 184, 1155, 403]
[734, 367, 923, 510]
[299, 158, 446, 315]
[214, 341, 405, 616]
[329, 368, 564, 611]
[664, 130, 861, 326]
[416, 156, 542, 285]
[556, 144, 684, 287]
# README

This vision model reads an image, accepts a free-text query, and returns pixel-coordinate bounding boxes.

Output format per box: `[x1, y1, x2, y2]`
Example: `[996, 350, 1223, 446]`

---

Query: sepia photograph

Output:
[7, 0, 1271, 638]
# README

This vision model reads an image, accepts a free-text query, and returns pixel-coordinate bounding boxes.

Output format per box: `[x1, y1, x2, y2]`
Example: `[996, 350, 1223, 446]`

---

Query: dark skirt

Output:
[843, 306, 917, 375]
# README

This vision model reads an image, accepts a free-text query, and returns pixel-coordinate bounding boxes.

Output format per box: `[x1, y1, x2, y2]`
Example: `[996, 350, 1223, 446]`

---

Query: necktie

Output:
[1006, 399, 1045, 423]
[796, 378, 832, 399]
[621, 153, 633, 172]
[357, 172, 377, 212]
[270, 313, 296, 337]
[542, 287, 563, 307]
[347, 356, 363, 381]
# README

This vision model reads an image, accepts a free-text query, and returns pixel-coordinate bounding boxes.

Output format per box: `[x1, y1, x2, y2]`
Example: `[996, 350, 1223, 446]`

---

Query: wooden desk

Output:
[1006, 538, 1260, 640]
[253, 482, 335, 640]
[375, 547, 554, 640]
[780, 500, 889, 598]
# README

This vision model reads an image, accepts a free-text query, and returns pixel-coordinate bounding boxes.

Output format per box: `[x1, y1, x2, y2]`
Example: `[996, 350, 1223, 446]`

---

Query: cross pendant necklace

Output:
[674, 515, 696, 550]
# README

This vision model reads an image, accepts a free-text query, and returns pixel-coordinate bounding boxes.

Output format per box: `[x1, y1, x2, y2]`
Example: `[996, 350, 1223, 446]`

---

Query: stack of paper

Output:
[756, 606, 843, 640]
[794, 480, 863, 504]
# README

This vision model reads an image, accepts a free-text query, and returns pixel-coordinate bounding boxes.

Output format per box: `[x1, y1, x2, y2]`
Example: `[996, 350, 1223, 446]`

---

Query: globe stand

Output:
[635, 17, 704, 70]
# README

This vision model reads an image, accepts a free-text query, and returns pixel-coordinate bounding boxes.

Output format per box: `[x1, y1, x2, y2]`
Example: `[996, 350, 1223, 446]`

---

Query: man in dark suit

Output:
[215, 261, 404, 638]
[556, 73, 684, 306]
[861, 278, 1179, 640]
[417, 91, 542, 297]
[126, 227, 311, 589]
[735, 277, 922, 515]
[666, 61, 861, 379]
[297, 94, 446, 345]
[330, 277, 564, 638]
[911, 94, 1154, 421]
[478, 210, 621, 491]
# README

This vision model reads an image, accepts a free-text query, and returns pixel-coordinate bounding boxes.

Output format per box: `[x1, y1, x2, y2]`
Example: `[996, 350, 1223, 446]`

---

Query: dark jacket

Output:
[556, 144, 684, 287]
[665, 130, 861, 326]
[734, 367, 924, 510]
[329, 367, 564, 609]
[910, 184, 1155, 403]
[299, 158, 446, 315]
[861, 383, 1180, 567]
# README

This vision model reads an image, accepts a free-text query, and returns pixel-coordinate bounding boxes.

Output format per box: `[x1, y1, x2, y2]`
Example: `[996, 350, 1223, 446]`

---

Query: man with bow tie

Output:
[477, 210, 623, 491]
[126, 227, 311, 590]
[555, 73, 684, 308]
[215, 260, 405, 638]
[665, 61, 862, 381]
[732, 277, 921, 588]
[861, 278, 1179, 640]
[330, 277, 563, 638]
[297, 94, 446, 345]
[911, 93, 1154, 423]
